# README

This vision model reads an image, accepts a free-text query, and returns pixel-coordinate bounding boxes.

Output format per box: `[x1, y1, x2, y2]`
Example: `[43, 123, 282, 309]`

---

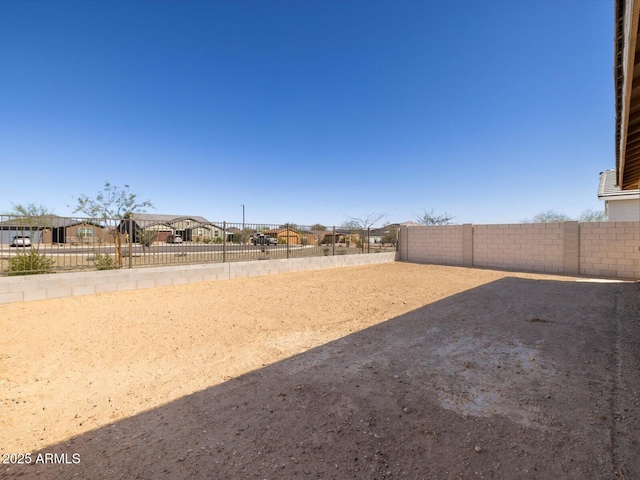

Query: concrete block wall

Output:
[0, 252, 397, 305]
[579, 221, 640, 279]
[399, 221, 640, 279]
[473, 223, 565, 274]
[404, 225, 464, 265]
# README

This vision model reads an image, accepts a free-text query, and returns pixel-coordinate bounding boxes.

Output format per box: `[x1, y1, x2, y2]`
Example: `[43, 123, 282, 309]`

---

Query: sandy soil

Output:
[1, 262, 639, 479]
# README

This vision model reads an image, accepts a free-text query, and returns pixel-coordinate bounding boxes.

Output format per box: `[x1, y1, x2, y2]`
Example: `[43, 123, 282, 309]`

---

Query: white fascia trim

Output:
[599, 193, 640, 201]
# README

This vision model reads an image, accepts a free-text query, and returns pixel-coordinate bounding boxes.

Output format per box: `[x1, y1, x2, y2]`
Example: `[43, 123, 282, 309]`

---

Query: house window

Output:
[77, 227, 94, 239]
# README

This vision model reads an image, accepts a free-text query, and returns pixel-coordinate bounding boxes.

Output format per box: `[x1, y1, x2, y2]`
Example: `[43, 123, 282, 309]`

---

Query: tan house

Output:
[0, 215, 111, 245]
[321, 229, 357, 245]
[263, 227, 318, 245]
[267, 227, 302, 245]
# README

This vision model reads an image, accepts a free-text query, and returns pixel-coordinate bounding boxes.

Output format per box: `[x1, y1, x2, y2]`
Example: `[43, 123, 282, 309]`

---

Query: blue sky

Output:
[1, 0, 613, 227]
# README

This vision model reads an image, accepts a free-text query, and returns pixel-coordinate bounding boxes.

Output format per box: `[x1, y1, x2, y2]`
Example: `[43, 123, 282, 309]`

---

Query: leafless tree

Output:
[344, 213, 386, 252]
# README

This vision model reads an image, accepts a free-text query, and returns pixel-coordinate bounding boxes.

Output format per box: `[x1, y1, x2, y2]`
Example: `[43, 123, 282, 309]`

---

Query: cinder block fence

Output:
[0, 252, 397, 305]
[398, 221, 640, 279]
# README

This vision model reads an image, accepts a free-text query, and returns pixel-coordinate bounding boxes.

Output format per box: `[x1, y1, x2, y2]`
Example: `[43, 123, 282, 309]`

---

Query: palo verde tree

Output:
[5, 203, 56, 275]
[237, 227, 254, 245]
[73, 182, 153, 268]
[9, 203, 56, 252]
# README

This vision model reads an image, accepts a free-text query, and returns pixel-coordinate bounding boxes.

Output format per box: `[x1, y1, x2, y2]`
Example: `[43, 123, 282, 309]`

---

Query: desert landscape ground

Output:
[1, 262, 639, 479]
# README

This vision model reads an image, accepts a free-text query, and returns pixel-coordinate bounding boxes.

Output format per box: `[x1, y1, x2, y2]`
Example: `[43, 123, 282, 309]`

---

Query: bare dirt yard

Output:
[1, 262, 639, 479]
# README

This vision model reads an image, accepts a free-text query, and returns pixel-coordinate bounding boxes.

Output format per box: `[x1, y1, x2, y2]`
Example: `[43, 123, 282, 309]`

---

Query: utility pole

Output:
[241, 204, 245, 230]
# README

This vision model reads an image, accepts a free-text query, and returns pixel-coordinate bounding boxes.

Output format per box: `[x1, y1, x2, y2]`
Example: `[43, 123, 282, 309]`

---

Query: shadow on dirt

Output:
[8, 277, 640, 479]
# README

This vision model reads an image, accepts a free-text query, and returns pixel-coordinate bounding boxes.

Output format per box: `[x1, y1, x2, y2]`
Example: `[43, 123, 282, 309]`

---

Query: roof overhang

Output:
[616, 0, 640, 189]
[599, 192, 640, 201]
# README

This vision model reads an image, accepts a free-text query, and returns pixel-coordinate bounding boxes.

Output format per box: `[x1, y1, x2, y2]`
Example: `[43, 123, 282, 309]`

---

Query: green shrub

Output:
[137, 230, 158, 249]
[94, 253, 116, 270]
[7, 251, 55, 276]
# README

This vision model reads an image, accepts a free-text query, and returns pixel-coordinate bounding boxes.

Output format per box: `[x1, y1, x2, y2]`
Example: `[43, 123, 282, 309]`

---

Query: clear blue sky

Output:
[0, 0, 613, 227]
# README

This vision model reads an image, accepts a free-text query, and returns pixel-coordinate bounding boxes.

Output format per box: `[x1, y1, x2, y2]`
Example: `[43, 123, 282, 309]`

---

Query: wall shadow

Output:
[7, 277, 640, 479]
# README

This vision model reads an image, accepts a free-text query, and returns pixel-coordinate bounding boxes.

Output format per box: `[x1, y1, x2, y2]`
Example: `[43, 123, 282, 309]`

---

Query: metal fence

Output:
[0, 215, 397, 276]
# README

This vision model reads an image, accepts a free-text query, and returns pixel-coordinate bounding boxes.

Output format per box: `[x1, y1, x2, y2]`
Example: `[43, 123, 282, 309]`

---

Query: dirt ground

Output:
[1, 262, 639, 479]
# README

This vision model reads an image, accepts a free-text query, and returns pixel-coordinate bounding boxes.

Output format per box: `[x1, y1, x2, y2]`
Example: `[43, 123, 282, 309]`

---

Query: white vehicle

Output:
[10, 235, 31, 247]
[166, 234, 183, 244]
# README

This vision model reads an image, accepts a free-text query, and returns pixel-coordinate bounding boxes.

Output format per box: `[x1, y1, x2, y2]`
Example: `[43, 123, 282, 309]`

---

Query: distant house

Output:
[225, 226, 242, 242]
[321, 229, 357, 245]
[124, 214, 226, 242]
[0, 215, 109, 244]
[267, 227, 303, 245]
[366, 222, 419, 244]
[46, 218, 110, 244]
[598, 170, 639, 221]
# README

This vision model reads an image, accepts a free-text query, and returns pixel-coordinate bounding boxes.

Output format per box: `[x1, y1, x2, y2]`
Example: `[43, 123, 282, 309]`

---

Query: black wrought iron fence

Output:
[0, 215, 396, 276]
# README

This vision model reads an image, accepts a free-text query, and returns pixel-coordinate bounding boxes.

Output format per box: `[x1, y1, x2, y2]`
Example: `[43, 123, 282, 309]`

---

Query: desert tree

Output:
[523, 209, 606, 223]
[73, 182, 153, 268]
[137, 229, 158, 252]
[8, 203, 56, 252]
[381, 224, 398, 247]
[310, 223, 327, 245]
[415, 208, 454, 226]
[340, 220, 361, 230]
[5, 203, 56, 274]
[521, 210, 572, 223]
[237, 227, 254, 245]
[344, 213, 386, 252]
[579, 208, 606, 222]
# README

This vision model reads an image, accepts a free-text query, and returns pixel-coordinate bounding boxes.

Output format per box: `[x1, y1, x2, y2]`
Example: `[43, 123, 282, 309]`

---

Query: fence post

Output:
[367, 227, 370, 253]
[223, 221, 226, 263]
[286, 223, 290, 259]
[127, 217, 133, 269]
[462, 224, 473, 267]
[333, 226, 336, 255]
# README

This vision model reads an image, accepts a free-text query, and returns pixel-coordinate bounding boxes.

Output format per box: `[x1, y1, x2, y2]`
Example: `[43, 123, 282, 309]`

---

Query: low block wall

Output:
[398, 222, 640, 279]
[0, 252, 397, 305]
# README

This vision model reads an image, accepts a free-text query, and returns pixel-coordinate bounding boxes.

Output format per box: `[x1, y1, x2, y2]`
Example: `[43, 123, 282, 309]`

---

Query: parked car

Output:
[166, 234, 183, 244]
[10, 235, 31, 247]
[252, 234, 278, 246]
